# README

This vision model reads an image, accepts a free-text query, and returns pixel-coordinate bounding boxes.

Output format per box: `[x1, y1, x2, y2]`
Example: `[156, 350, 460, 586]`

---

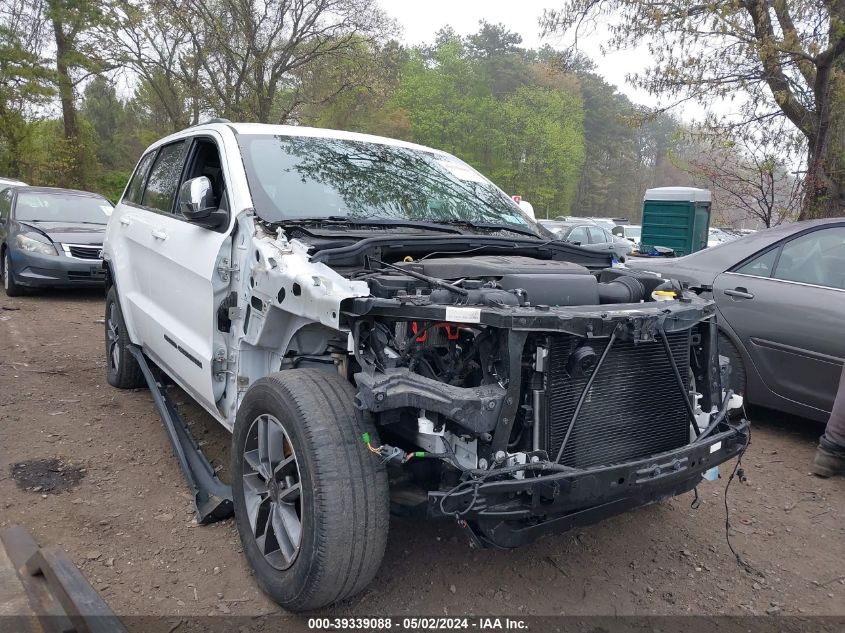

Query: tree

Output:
[684, 132, 801, 228]
[298, 39, 407, 131]
[381, 29, 585, 216]
[159, 0, 395, 123]
[0, 0, 53, 176]
[543, 1, 845, 220]
[81, 76, 124, 169]
[43, 0, 112, 187]
[104, 1, 200, 131]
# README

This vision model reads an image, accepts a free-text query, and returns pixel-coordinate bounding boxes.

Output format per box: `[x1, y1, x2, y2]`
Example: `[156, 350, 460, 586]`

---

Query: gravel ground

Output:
[1, 289, 843, 624]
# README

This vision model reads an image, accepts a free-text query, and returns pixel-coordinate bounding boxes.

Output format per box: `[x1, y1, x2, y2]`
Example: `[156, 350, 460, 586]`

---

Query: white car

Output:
[102, 121, 747, 611]
[612, 224, 642, 251]
[0, 177, 28, 190]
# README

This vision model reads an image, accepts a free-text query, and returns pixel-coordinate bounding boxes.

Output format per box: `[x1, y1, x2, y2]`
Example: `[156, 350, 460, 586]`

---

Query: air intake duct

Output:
[597, 275, 645, 304]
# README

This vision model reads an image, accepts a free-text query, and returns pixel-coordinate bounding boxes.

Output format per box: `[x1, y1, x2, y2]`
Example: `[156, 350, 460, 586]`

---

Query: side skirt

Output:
[128, 344, 234, 524]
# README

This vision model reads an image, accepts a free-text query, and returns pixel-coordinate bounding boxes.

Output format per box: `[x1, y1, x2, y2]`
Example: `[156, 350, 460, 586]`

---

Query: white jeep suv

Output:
[103, 121, 747, 610]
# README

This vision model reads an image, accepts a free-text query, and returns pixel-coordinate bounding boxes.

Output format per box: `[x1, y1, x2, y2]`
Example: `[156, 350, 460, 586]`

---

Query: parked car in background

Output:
[539, 218, 633, 261]
[587, 217, 617, 231]
[612, 224, 642, 251]
[707, 227, 739, 248]
[1, 187, 113, 296]
[0, 177, 28, 189]
[626, 219, 845, 422]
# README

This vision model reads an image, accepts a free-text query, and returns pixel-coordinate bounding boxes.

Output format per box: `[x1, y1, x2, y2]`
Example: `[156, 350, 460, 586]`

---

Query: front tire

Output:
[105, 287, 145, 389]
[232, 369, 389, 611]
[3, 250, 24, 297]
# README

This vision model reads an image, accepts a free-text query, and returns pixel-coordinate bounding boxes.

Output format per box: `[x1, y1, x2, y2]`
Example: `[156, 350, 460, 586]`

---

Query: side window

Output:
[142, 141, 188, 213]
[0, 188, 11, 221]
[773, 227, 845, 290]
[124, 152, 156, 205]
[734, 248, 778, 278]
[587, 227, 606, 244]
[181, 138, 228, 213]
[568, 226, 589, 244]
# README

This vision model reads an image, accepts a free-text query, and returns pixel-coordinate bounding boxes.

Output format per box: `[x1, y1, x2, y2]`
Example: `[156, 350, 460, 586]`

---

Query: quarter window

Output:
[124, 152, 156, 205]
[142, 141, 188, 213]
[772, 227, 845, 290]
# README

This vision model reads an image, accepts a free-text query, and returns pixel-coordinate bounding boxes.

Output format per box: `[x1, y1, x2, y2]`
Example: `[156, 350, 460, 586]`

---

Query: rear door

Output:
[713, 224, 845, 414]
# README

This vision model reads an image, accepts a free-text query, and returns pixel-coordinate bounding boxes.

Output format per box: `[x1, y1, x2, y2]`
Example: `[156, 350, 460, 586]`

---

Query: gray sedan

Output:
[539, 219, 633, 261]
[626, 218, 845, 422]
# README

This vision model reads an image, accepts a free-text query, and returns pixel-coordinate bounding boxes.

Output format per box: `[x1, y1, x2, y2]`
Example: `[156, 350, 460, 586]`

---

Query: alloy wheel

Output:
[106, 301, 120, 371]
[242, 414, 303, 570]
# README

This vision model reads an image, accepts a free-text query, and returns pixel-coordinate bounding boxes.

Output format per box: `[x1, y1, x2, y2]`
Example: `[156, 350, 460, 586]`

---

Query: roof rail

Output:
[191, 117, 231, 127]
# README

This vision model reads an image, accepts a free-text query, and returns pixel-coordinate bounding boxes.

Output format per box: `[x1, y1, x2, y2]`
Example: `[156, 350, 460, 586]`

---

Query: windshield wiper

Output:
[279, 216, 466, 235]
[438, 219, 540, 238]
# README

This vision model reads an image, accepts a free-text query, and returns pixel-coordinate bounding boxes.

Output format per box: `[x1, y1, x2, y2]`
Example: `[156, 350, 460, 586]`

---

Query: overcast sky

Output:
[378, 0, 700, 118]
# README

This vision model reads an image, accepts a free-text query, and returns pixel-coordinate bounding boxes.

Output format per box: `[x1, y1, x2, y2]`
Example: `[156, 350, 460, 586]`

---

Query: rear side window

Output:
[124, 152, 156, 205]
[773, 227, 845, 290]
[142, 141, 188, 213]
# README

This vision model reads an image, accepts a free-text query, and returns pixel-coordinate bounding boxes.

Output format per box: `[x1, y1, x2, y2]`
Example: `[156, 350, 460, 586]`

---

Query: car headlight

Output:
[16, 233, 57, 256]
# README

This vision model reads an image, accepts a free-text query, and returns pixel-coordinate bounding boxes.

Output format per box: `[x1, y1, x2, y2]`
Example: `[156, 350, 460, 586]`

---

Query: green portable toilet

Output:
[640, 187, 711, 256]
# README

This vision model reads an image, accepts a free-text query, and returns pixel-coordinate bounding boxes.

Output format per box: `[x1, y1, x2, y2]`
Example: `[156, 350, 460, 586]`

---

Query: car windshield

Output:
[237, 134, 536, 232]
[15, 192, 111, 224]
[626, 227, 641, 239]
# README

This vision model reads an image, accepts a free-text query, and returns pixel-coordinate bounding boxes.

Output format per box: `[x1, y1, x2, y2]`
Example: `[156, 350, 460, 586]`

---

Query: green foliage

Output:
[1, 14, 686, 219]
[17, 119, 98, 187]
[373, 31, 586, 217]
[96, 170, 131, 203]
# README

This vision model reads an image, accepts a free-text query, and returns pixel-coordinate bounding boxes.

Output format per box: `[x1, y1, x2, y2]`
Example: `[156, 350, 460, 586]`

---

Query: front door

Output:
[118, 134, 234, 413]
[713, 224, 845, 414]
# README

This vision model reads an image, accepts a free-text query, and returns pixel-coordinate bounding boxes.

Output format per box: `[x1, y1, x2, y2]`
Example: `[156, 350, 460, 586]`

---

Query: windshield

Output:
[237, 134, 535, 232]
[15, 192, 111, 224]
[626, 227, 641, 239]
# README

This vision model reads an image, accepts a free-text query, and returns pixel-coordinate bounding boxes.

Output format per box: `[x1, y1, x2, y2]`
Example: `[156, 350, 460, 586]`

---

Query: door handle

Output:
[152, 229, 168, 241]
[119, 217, 131, 226]
[724, 287, 754, 299]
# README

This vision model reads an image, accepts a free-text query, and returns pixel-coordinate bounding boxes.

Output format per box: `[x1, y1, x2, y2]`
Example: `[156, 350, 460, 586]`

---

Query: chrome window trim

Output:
[722, 271, 845, 294]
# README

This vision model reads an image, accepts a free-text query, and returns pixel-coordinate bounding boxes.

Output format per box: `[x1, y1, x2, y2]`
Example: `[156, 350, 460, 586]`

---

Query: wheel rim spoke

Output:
[271, 502, 300, 564]
[106, 304, 120, 369]
[242, 413, 303, 570]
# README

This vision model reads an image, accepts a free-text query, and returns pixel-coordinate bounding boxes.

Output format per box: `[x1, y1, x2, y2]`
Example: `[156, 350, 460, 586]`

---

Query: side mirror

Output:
[178, 177, 227, 229]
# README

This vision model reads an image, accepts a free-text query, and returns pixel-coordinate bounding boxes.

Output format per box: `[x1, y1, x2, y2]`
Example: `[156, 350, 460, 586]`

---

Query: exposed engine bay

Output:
[227, 219, 748, 548]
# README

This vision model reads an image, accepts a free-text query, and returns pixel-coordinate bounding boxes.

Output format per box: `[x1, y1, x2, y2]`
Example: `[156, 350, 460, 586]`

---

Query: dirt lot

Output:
[1, 290, 843, 622]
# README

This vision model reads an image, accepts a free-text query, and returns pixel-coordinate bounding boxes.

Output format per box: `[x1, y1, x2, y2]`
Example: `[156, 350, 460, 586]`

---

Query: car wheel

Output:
[3, 250, 24, 297]
[232, 369, 389, 611]
[718, 332, 747, 398]
[105, 287, 145, 389]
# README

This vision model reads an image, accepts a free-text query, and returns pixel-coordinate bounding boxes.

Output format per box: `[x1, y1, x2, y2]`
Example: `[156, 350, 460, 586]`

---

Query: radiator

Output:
[544, 330, 692, 469]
